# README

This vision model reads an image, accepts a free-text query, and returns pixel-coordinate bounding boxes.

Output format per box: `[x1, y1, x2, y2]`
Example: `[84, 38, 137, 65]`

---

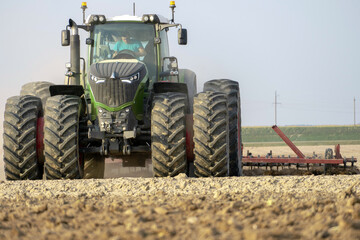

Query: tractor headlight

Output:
[121, 72, 140, 83]
[90, 74, 105, 84]
[142, 14, 160, 23]
[89, 15, 106, 24]
[131, 72, 139, 81]
[97, 107, 110, 118]
[142, 15, 149, 22]
[99, 15, 106, 23]
[129, 72, 139, 81]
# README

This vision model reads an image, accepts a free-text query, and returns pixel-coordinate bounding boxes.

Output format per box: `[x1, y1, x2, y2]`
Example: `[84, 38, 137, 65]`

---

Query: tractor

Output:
[3, 2, 242, 180]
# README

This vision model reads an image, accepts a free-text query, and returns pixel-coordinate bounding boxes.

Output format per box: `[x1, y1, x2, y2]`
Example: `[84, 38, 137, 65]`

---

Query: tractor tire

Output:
[84, 154, 105, 179]
[151, 92, 187, 177]
[204, 79, 242, 176]
[179, 69, 197, 113]
[193, 91, 229, 177]
[3, 95, 43, 180]
[44, 95, 84, 179]
[20, 81, 53, 114]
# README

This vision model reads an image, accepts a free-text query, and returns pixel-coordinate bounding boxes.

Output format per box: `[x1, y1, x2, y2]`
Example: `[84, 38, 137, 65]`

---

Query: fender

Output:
[49, 85, 84, 97]
[49, 85, 87, 117]
[153, 82, 188, 95]
[153, 82, 190, 113]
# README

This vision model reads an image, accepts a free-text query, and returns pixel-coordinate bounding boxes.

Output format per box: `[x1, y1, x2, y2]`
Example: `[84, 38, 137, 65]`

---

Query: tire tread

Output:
[151, 92, 187, 177]
[3, 96, 42, 180]
[193, 91, 229, 177]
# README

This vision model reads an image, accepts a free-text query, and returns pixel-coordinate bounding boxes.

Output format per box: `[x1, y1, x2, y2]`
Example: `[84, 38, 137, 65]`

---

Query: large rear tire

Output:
[44, 95, 84, 179]
[84, 154, 105, 179]
[204, 79, 242, 176]
[3, 96, 43, 180]
[20, 81, 53, 113]
[193, 91, 229, 177]
[151, 92, 187, 177]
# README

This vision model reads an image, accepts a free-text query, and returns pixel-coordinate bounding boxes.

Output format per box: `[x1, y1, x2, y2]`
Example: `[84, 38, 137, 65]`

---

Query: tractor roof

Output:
[86, 14, 169, 24]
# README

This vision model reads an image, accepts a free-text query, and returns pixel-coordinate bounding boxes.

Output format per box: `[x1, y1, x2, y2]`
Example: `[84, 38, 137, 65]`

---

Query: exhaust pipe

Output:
[69, 19, 81, 85]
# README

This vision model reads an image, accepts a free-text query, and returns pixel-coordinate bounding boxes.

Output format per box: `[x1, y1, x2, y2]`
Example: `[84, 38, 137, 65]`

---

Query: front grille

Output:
[89, 78, 141, 107]
[89, 61, 146, 108]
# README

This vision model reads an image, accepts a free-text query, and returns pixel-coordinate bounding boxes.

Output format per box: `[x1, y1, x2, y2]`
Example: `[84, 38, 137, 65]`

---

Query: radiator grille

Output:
[89, 61, 146, 107]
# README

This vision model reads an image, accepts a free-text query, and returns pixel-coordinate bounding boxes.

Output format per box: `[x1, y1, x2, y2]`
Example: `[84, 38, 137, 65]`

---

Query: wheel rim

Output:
[36, 116, 45, 165]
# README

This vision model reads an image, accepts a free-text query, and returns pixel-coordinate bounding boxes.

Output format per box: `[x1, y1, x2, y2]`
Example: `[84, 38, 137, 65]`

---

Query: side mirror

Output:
[160, 57, 179, 81]
[61, 30, 70, 46]
[178, 28, 187, 45]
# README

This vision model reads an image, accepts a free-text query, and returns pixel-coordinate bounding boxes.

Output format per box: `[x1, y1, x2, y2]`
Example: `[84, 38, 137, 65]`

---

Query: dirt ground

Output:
[0, 145, 359, 240]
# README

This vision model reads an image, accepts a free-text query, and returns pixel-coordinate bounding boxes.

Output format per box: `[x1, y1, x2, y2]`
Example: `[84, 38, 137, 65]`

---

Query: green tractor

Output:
[3, 2, 242, 180]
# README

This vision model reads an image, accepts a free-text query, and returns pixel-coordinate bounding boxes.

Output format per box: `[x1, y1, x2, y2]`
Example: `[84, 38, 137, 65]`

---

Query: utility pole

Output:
[354, 97, 356, 126]
[274, 91, 281, 125]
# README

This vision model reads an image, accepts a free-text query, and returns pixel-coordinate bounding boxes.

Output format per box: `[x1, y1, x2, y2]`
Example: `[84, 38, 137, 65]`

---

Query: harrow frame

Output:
[242, 125, 357, 172]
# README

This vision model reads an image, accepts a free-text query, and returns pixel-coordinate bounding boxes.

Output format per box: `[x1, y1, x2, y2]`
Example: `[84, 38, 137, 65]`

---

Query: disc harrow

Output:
[242, 125, 358, 174]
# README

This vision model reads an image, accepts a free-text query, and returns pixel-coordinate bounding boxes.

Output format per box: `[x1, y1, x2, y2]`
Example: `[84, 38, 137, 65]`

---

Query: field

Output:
[0, 171, 359, 240]
[0, 127, 359, 239]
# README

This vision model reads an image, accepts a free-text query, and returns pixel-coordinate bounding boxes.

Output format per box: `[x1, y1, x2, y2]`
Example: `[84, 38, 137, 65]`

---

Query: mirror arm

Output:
[158, 23, 182, 31]
[78, 25, 93, 32]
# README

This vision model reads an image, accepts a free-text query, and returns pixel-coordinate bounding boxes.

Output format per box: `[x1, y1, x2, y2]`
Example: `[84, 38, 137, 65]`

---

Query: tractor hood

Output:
[88, 60, 147, 108]
[89, 60, 146, 80]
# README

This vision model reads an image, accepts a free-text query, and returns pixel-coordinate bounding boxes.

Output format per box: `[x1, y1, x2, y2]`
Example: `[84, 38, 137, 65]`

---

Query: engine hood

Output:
[89, 60, 147, 80]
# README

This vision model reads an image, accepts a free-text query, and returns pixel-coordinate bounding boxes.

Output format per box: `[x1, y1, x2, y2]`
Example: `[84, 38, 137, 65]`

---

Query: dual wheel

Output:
[151, 79, 242, 177]
[3, 82, 55, 180]
[43, 95, 104, 179]
[3, 82, 103, 180]
[193, 79, 242, 177]
[3, 95, 44, 180]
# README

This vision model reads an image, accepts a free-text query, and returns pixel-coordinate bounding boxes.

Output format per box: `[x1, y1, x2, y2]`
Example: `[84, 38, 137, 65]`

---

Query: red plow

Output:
[242, 125, 358, 174]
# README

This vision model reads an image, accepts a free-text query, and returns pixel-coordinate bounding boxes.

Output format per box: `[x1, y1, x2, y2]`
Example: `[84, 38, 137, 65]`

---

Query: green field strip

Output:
[242, 125, 360, 146]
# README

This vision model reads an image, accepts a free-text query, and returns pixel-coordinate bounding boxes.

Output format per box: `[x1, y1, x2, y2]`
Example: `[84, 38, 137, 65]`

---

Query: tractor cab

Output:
[86, 13, 187, 89]
[80, 13, 187, 124]
[89, 20, 157, 83]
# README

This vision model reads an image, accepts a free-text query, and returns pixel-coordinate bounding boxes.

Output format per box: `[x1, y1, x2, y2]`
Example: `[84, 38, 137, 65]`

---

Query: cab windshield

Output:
[91, 22, 157, 79]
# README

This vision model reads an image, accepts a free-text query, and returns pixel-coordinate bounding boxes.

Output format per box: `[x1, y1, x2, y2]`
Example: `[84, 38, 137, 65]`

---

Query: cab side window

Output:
[159, 30, 171, 78]
[159, 30, 170, 58]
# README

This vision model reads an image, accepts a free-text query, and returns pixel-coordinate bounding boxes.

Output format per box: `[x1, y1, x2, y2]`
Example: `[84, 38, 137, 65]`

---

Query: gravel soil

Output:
[0, 175, 360, 240]
[0, 145, 359, 239]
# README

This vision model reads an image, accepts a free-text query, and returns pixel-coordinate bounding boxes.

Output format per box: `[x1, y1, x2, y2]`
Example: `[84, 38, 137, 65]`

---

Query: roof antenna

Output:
[133, 2, 136, 16]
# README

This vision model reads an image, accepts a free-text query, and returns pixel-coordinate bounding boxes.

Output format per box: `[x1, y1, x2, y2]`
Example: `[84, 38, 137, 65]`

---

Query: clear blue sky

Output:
[1, 0, 360, 127]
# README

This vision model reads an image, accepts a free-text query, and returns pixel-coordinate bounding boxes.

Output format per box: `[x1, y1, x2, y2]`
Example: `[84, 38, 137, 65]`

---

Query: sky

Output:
[1, 0, 360, 129]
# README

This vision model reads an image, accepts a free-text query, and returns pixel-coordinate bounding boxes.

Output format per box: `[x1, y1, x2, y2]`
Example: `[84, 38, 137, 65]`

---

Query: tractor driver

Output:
[112, 31, 146, 59]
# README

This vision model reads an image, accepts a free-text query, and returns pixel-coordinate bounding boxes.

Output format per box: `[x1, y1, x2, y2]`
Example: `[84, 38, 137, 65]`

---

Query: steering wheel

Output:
[113, 50, 137, 59]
